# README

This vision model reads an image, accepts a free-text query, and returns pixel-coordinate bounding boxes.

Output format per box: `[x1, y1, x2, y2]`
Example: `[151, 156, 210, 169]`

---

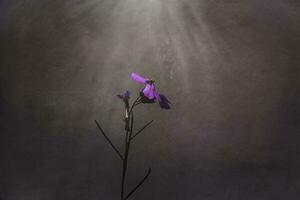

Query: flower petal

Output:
[142, 84, 155, 99]
[158, 93, 171, 109]
[140, 92, 156, 103]
[131, 72, 149, 84]
[153, 87, 161, 102]
[124, 90, 131, 98]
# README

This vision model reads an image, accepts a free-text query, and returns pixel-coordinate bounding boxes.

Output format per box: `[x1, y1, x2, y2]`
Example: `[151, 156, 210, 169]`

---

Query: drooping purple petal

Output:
[153, 87, 161, 102]
[131, 72, 171, 109]
[158, 93, 171, 109]
[131, 72, 149, 84]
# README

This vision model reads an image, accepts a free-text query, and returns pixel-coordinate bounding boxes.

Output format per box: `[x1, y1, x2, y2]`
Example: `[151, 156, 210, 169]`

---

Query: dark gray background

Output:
[1, 0, 299, 199]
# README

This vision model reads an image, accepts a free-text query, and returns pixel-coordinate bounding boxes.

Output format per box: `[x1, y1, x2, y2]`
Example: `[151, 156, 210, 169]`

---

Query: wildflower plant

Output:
[95, 72, 170, 200]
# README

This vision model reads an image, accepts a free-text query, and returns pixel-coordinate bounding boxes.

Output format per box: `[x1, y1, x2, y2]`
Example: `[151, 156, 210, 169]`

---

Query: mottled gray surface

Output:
[1, 0, 300, 199]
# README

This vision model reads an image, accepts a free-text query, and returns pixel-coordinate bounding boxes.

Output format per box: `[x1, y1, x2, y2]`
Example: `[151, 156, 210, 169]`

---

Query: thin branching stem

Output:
[125, 168, 152, 200]
[130, 120, 154, 141]
[96, 95, 152, 200]
[94, 120, 124, 160]
[128, 96, 141, 116]
[121, 97, 142, 200]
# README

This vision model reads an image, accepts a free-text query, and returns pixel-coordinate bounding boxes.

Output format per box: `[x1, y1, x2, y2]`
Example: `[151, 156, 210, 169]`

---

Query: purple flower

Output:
[117, 90, 131, 109]
[131, 72, 171, 109]
[117, 90, 131, 100]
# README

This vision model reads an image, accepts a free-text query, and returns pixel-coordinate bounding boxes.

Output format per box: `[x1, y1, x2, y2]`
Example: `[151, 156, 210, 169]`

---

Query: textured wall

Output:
[1, 0, 299, 199]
